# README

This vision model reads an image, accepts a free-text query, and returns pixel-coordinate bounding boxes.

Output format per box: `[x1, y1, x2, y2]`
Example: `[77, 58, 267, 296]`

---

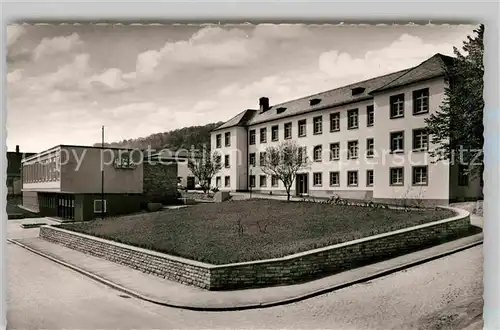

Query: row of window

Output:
[244, 165, 429, 188]
[244, 88, 430, 145]
[215, 176, 231, 188]
[22, 159, 60, 183]
[246, 128, 428, 166]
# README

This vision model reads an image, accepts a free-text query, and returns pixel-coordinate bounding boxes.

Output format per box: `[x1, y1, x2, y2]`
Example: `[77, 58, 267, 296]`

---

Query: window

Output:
[413, 128, 429, 151]
[249, 130, 256, 145]
[390, 94, 405, 118]
[347, 109, 359, 129]
[298, 119, 307, 137]
[297, 146, 307, 163]
[458, 165, 469, 186]
[260, 128, 267, 144]
[366, 138, 375, 158]
[224, 132, 231, 147]
[224, 155, 230, 168]
[412, 166, 428, 186]
[313, 116, 323, 134]
[313, 172, 322, 186]
[329, 171, 340, 186]
[313, 145, 322, 162]
[259, 152, 266, 166]
[216, 176, 221, 187]
[413, 88, 429, 115]
[215, 154, 222, 167]
[347, 171, 358, 186]
[94, 199, 107, 213]
[367, 105, 374, 127]
[249, 153, 256, 166]
[347, 140, 359, 159]
[260, 175, 267, 187]
[271, 125, 279, 141]
[330, 142, 340, 160]
[271, 175, 279, 187]
[390, 167, 404, 186]
[249, 175, 256, 188]
[284, 122, 292, 139]
[330, 112, 340, 131]
[366, 169, 374, 187]
[225, 176, 231, 187]
[216, 134, 222, 148]
[390, 131, 405, 153]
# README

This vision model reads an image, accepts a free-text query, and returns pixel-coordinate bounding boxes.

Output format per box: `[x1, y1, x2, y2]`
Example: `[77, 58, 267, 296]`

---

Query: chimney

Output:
[15, 145, 19, 154]
[259, 97, 270, 112]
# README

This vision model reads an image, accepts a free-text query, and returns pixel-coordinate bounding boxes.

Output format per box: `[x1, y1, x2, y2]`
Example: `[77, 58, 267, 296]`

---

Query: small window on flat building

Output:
[224, 132, 231, 147]
[249, 153, 256, 166]
[366, 138, 374, 158]
[259, 152, 266, 166]
[216, 176, 221, 187]
[347, 140, 359, 159]
[330, 142, 340, 161]
[313, 145, 322, 162]
[216, 134, 222, 148]
[390, 131, 405, 153]
[224, 176, 230, 187]
[271, 175, 279, 187]
[260, 128, 267, 144]
[413, 128, 429, 151]
[249, 175, 256, 188]
[224, 155, 230, 168]
[329, 171, 340, 186]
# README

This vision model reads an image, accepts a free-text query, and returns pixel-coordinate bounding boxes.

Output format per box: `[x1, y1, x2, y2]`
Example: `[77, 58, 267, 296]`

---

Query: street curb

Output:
[7, 236, 483, 312]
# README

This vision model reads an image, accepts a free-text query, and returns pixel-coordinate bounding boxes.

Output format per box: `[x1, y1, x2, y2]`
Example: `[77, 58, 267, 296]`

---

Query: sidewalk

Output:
[9, 230, 483, 311]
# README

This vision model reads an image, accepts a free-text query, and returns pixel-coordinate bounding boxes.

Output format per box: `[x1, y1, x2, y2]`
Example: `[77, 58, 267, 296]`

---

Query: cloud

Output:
[7, 25, 26, 46]
[192, 100, 219, 113]
[33, 33, 83, 61]
[319, 34, 460, 82]
[88, 68, 131, 91]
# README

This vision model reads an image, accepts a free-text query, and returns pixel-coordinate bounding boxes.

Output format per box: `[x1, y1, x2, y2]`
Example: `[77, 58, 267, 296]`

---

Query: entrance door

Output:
[296, 174, 308, 196]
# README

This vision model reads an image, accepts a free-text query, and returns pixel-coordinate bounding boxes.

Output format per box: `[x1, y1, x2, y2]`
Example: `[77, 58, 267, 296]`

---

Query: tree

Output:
[260, 141, 311, 201]
[187, 148, 222, 194]
[425, 24, 484, 179]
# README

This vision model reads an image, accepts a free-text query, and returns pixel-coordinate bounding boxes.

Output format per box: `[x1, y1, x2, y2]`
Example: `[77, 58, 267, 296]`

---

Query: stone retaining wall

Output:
[39, 207, 471, 290]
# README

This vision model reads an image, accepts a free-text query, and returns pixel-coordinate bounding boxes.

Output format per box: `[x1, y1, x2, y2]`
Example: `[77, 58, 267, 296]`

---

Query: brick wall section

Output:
[39, 226, 211, 289]
[142, 162, 178, 203]
[39, 207, 471, 290]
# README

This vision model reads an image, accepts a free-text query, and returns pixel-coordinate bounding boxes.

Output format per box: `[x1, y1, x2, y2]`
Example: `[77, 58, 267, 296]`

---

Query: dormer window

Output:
[276, 107, 287, 114]
[309, 98, 321, 106]
[351, 87, 365, 96]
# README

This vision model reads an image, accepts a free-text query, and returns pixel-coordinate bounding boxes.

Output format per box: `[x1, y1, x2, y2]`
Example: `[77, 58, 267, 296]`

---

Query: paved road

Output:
[7, 240, 483, 330]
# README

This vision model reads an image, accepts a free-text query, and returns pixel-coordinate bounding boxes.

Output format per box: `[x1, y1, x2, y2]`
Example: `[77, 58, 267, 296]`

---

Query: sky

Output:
[7, 23, 477, 153]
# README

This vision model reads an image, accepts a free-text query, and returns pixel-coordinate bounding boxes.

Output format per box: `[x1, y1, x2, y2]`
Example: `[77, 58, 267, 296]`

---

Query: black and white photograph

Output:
[6, 22, 485, 330]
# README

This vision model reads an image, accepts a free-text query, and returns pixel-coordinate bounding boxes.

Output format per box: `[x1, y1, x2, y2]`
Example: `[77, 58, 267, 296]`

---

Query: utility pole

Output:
[101, 125, 105, 220]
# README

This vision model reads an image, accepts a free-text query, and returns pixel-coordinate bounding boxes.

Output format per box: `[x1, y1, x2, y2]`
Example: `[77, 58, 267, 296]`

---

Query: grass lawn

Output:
[60, 199, 457, 265]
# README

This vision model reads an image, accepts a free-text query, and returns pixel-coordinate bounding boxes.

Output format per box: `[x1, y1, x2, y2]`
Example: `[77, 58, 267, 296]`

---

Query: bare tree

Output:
[261, 141, 311, 201]
[187, 148, 222, 194]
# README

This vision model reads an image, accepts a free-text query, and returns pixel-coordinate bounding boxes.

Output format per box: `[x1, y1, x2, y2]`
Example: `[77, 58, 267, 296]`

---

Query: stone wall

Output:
[39, 207, 472, 290]
[143, 162, 178, 204]
[39, 225, 211, 289]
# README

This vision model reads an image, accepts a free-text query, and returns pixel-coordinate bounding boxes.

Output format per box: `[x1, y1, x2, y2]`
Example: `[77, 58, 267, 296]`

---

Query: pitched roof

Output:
[246, 69, 408, 126]
[214, 53, 454, 129]
[370, 53, 455, 93]
[212, 109, 258, 131]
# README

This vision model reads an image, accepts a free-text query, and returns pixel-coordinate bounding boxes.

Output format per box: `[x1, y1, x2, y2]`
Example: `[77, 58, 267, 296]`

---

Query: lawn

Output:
[7, 196, 39, 219]
[60, 199, 457, 265]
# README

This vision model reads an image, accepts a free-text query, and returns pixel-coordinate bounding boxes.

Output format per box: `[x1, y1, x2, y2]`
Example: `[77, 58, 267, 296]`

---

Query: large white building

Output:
[210, 53, 482, 206]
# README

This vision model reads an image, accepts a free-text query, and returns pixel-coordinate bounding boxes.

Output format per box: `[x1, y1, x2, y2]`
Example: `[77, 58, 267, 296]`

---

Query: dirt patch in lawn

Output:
[60, 199, 457, 264]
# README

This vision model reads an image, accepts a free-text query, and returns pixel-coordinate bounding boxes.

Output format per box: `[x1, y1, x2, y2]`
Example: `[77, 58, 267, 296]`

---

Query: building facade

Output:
[21, 145, 179, 221]
[7, 145, 35, 196]
[210, 54, 482, 206]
